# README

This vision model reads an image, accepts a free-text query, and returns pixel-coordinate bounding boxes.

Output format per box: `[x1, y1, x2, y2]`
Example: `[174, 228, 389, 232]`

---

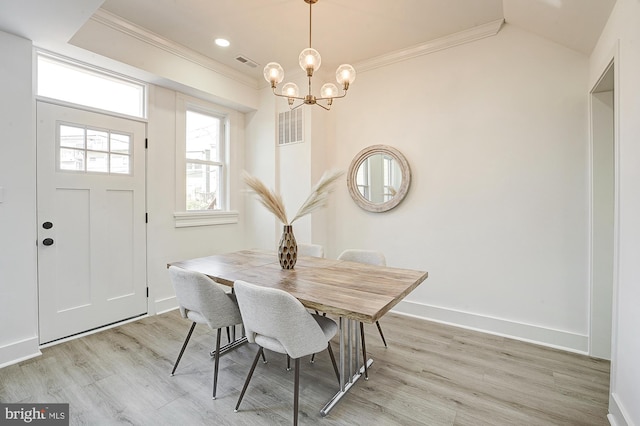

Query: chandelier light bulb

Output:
[336, 64, 356, 89]
[263, 62, 285, 87]
[299, 48, 322, 75]
[282, 82, 300, 98]
[320, 83, 339, 99]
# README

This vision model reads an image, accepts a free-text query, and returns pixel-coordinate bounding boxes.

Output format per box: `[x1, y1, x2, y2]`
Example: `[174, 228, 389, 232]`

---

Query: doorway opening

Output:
[589, 60, 615, 360]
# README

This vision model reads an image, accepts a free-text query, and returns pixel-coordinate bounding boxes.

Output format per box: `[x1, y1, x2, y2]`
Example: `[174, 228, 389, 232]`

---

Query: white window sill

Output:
[174, 210, 239, 228]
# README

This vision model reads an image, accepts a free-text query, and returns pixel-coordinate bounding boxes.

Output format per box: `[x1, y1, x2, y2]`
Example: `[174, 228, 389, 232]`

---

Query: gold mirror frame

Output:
[347, 144, 411, 213]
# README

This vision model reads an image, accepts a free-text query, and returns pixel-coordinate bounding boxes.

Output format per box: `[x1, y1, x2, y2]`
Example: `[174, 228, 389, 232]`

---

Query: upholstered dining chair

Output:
[297, 243, 325, 258]
[168, 265, 244, 400]
[233, 280, 340, 426]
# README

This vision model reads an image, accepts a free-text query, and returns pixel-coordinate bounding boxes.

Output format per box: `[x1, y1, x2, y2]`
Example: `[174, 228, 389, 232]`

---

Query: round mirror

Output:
[347, 145, 411, 212]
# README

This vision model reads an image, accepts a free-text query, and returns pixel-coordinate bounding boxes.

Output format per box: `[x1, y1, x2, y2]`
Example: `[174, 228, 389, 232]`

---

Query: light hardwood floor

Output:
[0, 311, 610, 425]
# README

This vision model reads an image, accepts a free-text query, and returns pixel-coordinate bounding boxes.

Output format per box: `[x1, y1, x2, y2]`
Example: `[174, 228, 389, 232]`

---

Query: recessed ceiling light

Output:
[215, 38, 230, 47]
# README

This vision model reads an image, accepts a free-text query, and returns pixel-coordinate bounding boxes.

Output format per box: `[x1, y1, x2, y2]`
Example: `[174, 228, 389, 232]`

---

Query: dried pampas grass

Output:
[290, 169, 344, 224]
[242, 171, 288, 224]
[243, 169, 344, 225]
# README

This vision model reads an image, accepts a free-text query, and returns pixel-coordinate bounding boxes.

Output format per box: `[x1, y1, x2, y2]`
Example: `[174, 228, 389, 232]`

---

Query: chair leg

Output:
[171, 322, 196, 376]
[261, 350, 267, 364]
[360, 322, 368, 380]
[327, 343, 340, 384]
[212, 328, 222, 399]
[293, 358, 300, 426]
[287, 355, 291, 371]
[234, 347, 264, 413]
[226, 326, 231, 344]
[376, 320, 388, 347]
[310, 353, 316, 363]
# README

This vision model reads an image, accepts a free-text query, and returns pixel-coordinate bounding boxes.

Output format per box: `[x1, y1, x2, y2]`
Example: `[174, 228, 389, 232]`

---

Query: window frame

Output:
[56, 121, 134, 175]
[36, 51, 147, 120]
[174, 94, 238, 227]
[185, 107, 225, 211]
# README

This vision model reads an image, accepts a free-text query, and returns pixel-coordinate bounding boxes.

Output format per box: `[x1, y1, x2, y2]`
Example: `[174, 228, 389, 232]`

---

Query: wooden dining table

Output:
[168, 249, 428, 416]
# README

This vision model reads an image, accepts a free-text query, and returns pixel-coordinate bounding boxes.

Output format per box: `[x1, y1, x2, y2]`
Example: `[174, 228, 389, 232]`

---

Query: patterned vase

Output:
[278, 225, 297, 269]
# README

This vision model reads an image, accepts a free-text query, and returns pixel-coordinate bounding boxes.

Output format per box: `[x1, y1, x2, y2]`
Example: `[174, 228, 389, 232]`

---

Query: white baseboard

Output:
[0, 337, 41, 369]
[392, 300, 589, 354]
[154, 295, 178, 315]
[607, 392, 630, 426]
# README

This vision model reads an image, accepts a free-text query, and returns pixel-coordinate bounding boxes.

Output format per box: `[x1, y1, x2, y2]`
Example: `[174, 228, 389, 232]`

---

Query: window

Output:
[185, 110, 224, 210]
[174, 95, 238, 227]
[58, 123, 132, 175]
[37, 52, 146, 118]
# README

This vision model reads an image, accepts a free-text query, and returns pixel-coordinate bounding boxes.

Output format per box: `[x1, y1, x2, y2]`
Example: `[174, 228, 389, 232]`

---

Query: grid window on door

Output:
[58, 123, 132, 174]
[186, 110, 224, 211]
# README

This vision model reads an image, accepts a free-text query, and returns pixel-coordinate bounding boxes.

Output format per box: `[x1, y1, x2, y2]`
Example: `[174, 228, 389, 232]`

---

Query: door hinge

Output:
[145, 138, 148, 149]
[145, 213, 148, 223]
[146, 287, 149, 298]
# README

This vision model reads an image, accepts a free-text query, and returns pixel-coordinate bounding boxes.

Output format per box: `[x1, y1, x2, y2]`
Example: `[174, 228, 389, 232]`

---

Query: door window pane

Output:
[60, 125, 85, 148]
[87, 151, 109, 173]
[60, 148, 85, 171]
[111, 133, 130, 154]
[87, 129, 109, 151]
[110, 154, 130, 174]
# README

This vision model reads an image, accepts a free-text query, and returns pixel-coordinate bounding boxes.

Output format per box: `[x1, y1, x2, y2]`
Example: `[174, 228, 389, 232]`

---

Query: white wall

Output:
[328, 24, 591, 351]
[244, 73, 337, 252]
[244, 86, 279, 250]
[146, 85, 248, 313]
[590, 0, 640, 424]
[0, 31, 40, 366]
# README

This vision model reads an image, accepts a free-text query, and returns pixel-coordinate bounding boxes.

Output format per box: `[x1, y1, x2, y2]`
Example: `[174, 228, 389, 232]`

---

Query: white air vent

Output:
[278, 109, 304, 145]
[235, 55, 258, 68]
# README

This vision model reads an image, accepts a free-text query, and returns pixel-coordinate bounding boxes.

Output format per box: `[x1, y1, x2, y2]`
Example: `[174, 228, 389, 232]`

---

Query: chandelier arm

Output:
[314, 102, 330, 111]
[316, 91, 348, 102]
[271, 88, 305, 102]
[290, 101, 306, 111]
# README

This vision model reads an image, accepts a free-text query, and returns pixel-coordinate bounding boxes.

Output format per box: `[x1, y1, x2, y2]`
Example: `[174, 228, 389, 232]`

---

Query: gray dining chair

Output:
[233, 279, 340, 426]
[297, 243, 324, 258]
[168, 265, 244, 400]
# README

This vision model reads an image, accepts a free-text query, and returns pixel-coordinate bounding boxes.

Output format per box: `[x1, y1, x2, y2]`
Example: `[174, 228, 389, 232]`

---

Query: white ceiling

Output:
[1, 0, 616, 84]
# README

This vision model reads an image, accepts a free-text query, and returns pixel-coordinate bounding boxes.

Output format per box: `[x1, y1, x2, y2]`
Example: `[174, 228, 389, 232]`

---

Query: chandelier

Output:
[263, 0, 356, 111]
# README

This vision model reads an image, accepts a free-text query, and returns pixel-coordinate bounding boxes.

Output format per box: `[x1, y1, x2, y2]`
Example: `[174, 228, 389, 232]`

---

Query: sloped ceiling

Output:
[1, 0, 616, 84]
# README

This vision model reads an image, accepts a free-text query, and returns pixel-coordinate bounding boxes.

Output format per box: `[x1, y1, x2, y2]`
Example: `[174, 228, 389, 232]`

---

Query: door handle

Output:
[42, 238, 54, 246]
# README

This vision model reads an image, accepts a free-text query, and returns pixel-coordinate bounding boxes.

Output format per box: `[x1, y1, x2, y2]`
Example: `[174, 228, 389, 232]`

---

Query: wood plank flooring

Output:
[0, 311, 610, 425]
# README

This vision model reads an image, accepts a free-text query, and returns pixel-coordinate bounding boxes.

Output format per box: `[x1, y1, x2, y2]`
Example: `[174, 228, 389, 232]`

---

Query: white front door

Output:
[36, 101, 147, 344]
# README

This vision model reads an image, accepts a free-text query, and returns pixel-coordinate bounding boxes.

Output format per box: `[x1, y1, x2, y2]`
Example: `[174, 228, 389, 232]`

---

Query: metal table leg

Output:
[320, 317, 373, 416]
[210, 324, 247, 357]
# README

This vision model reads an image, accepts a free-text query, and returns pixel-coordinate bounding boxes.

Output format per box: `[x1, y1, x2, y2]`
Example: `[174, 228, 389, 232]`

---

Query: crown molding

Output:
[355, 19, 505, 73]
[90, 9, 259, 89]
